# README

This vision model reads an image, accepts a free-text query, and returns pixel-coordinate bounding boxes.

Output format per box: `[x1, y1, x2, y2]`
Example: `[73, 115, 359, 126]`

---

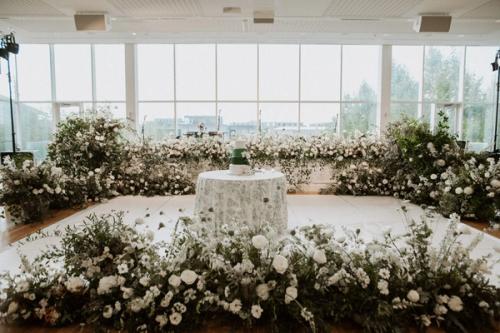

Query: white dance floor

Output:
[0, 195, 499, 285]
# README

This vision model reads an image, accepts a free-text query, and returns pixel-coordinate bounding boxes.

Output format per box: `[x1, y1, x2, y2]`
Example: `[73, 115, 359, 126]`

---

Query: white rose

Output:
[256, 283, 270, 300]
[6, 301, 18, 315]
[490, 179, 500, 188]
[251, 235, 269, 250]
[229, 299, 242, 314]
[272, 255, 289, 274]
[102, 305, 113, 319]
[448, 296, 463, 312]
[251, 304, 263, 319]
[455, 187, 463, 195]
[139, 275, 150, 287]
[180, 270, 198, 285]
[169, 312, 182, 326]
[436, 159, 446, 167]
[407, 290, 420, 303]
[168, 274, 181, 288]
[134, 217, 145, 225]
[430, 174, 437, 180]
[336, 235, 346, 243]
[65, 277, 86, 293]
[463, 186, 474, 195]
[284, 286, 298, 304]
[478, 301, 489, 309]
[312, 249, 327, 265]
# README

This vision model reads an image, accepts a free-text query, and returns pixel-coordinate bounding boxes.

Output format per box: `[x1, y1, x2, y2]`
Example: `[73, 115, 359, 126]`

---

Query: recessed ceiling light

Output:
[131, 32, 137, 36]
[223, 7, 241, 14]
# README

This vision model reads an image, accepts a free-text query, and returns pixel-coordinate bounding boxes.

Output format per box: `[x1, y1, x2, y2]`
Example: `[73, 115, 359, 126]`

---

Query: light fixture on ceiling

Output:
[223, 7, 241, 14]
[131, 32, 137, 36]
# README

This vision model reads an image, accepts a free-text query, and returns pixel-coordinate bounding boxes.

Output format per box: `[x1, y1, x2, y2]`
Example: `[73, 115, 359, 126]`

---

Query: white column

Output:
[125, 43, 138, 130]
[378, 44, 392, 136]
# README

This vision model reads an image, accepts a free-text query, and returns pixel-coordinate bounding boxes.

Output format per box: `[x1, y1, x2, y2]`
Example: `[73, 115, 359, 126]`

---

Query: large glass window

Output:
[137, 44, 174, 101]
[301, 45, 341, 101]
[341, 102, 377, 136]
[424, 46, 464, 103]
[259, 45, 299, 101]
[260, 103, 299, 134]
[18, 103, 52, 161]
[176, 103, 216, 135]
[218, 103, 257, 136]
[138, 102, 175, 141]
[342, 45, 380, 102]
[16, 44, 52, 101]
[54, 44, 92, 101]
[300, 103, 339, 136]
[95, 44, 125, 101]
[217, 44, 257, 100]
[175, 45, 215, 101]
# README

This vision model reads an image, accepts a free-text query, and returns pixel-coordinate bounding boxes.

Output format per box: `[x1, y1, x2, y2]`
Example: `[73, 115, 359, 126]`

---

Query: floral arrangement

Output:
[2, 114, 499, 224]
[0, 210, 499, 332]
[0, 159, 68, 223]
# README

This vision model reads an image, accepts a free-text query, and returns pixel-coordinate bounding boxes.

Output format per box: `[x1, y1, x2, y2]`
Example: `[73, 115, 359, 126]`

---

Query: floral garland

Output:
[0, 210, 499, 332]
[1, 115, 499, 224]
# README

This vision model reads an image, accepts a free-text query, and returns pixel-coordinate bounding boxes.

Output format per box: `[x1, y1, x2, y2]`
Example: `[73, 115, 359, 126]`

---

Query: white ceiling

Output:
[0, 0, 499, 44]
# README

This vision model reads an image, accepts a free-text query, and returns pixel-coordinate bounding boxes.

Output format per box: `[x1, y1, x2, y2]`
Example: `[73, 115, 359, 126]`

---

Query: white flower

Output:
[479, 301, 489, 309]
[103, 305, 113, 319]
[252, 235, 269, 250]
[436, 159, 446, 167]
[97, 276, 122, 295]
[448, 296, 463, 312]
[155, 314, 168, 327]
[117, 263, 128, 274]
[169, 312, 182, 326]
[229, 299, 242, 314]
[161, 291, 174, 307]
[251, 304, 263, 319]
[272, 255, 289, 274]
[407, 290, 420, 303]
[284, 286, 298, 304]
[65, 277, 86, 293]
[312, 249, 327, 265]
[378, 268, 390, 279]
[180, 270, 198, 285]
[139, 275, 150, 287]
[490, 179, 500, 188]
[434, 304, 448, 316]
[377, 280, 389, 295]
[430, 174, 437, 180]
[256, 283, 270, 300]
[455, 187, 463, 195]
[6, 301, 18, 315]
[168, 274, 182, 288]
[463, 186, 474, 195]
[336, 235, 346, 243]
[15, 280, 30, 293]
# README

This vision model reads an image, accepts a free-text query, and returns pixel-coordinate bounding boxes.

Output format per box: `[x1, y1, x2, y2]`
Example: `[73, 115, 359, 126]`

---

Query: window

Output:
[424, 46, 464, 103]
[341, 102, 377, 136]
[18, 103, 52, 161]
[54, 44, 92, 101]
[95, 44, 125, 101]
[342, 45, 380, 102]
[137, 44, 174, 101]
[175, 45, 215, 101]
[217, 44, 257, 100]
[16, 44, 52, 101]
[462, 46, 498, 149]
[301, 45, 341, 101]
[176, 103, 216, 135]
[218, 103, 257, 136]
[259, 45, 299, 101]
[300, 103, 339, 136]
[138, 103, 175, 140]
[390, 46, 423, 121]
[260, 103, 299, 134]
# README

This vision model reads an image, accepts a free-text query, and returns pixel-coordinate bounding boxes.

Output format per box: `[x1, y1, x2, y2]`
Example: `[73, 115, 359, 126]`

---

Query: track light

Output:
[0, 48, 8, 60]
[492, 50, 500, 72]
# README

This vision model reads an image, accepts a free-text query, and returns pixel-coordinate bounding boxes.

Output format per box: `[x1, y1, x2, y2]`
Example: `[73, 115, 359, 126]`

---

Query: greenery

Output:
[0, 210, 498, 332]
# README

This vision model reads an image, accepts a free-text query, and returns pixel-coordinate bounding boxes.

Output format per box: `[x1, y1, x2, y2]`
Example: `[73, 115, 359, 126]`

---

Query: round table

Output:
[194, 170, 288, 231]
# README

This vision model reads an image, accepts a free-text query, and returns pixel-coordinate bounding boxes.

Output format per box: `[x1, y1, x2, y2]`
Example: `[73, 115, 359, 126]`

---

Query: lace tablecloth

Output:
[194, 170, 288, 231]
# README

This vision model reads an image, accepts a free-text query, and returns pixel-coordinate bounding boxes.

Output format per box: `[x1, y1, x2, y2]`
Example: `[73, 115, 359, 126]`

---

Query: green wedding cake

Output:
[229, 140, 251, 175]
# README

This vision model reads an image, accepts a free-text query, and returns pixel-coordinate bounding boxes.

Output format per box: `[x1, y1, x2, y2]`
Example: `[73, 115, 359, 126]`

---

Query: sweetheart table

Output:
[194, 170, 288, 231]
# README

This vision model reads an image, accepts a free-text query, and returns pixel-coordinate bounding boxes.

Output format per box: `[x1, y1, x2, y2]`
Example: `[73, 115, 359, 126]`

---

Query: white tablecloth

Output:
[194, 170, 288, 231]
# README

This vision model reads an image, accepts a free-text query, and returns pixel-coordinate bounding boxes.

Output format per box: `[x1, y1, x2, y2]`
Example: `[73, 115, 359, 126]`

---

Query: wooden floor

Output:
[0, 199, 498, 333]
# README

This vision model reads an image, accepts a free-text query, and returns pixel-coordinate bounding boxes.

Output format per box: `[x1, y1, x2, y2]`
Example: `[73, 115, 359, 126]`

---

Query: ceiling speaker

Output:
[254, 10, 274, 24]
[413, 15, 452, 33]
[74, 13, 110, 31]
